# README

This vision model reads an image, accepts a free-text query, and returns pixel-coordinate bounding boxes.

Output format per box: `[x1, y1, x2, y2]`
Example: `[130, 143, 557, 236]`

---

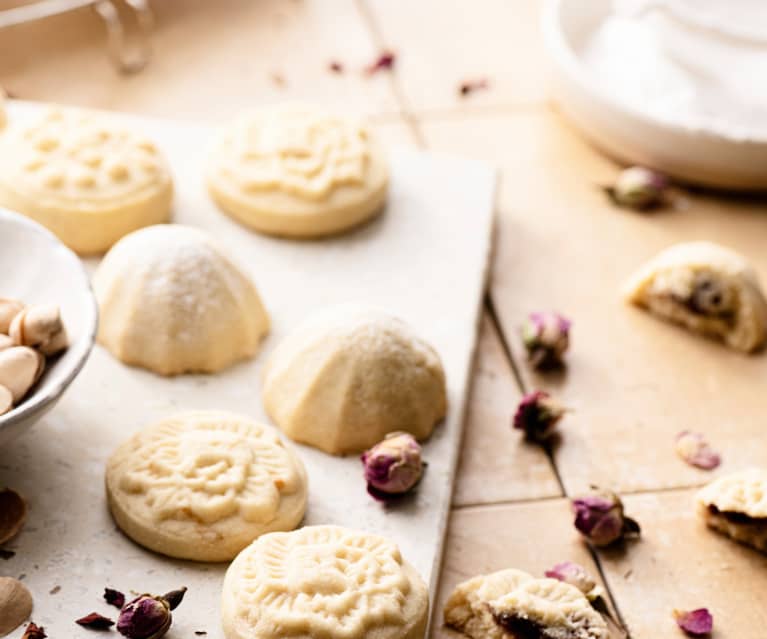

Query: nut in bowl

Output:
[0, 208, 97, 446]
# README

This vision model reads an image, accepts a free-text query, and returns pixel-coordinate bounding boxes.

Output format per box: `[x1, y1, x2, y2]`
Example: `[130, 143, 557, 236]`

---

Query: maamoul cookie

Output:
[697, 468, 767, 553]
[624, 241, 767, 352]
[94, 224, 269, 376]
[262, 306, 447, 455]
[221, 525, 429, 639]
[444, 569, 608, 639]
[106, 411, 307, 562]
[0, 107, 172, 254]
[207, 104, 388, 238]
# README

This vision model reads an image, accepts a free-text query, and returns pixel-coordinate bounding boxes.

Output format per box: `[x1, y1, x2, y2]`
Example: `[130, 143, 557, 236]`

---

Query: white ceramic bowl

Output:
[0, 208, 97, 445]
[542, 0, 767, 190]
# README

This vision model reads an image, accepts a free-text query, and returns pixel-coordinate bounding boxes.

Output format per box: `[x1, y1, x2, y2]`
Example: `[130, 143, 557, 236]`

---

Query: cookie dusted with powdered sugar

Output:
[697, 468, 767, 553]
[207, 104, 388, 238]
[221, 525, 428, 639]
[106, 411, 307, 562]
[624, 241, 767, 352]
[0, 107, 172, 254]
[262, 305, 447, 455]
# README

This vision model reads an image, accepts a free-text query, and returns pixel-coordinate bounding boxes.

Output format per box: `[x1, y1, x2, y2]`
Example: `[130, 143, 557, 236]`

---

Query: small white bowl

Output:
[542, 0, 767, 190]
[0, 208, 98, 445]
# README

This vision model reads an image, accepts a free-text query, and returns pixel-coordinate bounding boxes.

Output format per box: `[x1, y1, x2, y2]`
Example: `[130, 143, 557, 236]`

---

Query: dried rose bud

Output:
[513, 391, 566, 442]
[521, 312, 571, 370]
[76, 612, 115, 629]
[104, 587, 126, 609]
[361, 432, 424, 499]
[117, 588, 186, 639]
[675, 431, 721, 470]
[673, 608, 713, 636]
[22, 623, 47, 639]
[605, 166, 668, 210]
[544, 561, 603, 601]
[572, 488, 640, 547]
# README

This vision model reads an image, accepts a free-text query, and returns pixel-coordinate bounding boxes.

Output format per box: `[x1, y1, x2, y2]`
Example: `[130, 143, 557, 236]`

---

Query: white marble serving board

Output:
[0, 102, 496, 638]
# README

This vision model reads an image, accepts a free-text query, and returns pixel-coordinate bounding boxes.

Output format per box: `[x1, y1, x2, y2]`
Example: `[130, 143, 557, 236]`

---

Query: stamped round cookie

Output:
[0, 107, 173, 254]
[221, 525, 429, 639]
[262, 305, 447, 455]
[207, 105, 388, 238]
[106, 411, 308, 562]
[94, 224, 270, 376]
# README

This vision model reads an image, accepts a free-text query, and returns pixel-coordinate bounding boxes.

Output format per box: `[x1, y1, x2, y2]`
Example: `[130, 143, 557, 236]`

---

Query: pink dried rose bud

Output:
[361, 432, 424, 499]
[675, 431, 721, 470]
[572, 488, 640, 547]
[117, 588, 186, 639]
[605, 166, 668, 210]
[521, 312, 571, 370]
[673, 608, 713, 636]
[513, 390, 566, 443]
[544, 561, 602, 601]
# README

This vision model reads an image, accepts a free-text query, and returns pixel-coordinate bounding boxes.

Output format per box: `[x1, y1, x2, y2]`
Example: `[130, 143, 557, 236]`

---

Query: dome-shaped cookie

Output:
[0, 107, 173, 255]
[94, 224, 269, 375]
[106, 411, 308, 562]
[221, 525, 429, 639]
[207, 104, 388, 238]
[262, 306, 447, 455]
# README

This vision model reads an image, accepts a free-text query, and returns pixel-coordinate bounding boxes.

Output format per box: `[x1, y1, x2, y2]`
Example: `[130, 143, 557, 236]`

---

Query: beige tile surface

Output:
[599, 489, 767, 639]
[433, 498, 612, 637]
[454, 313, 561, 506]
[363, 0, 548, 113]
[0, 0, 401, 119]
[420, 109, 767, 496]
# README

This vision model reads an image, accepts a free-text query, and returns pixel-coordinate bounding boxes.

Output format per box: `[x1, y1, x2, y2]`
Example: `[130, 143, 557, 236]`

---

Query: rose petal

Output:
[674, 608, 713, 636]
[104, 587, 125, 609]
[22, 623, 47, 639]
[675, 431, 721, 470]
[365, 51, 396, 75]
[76, 613, 115, 630]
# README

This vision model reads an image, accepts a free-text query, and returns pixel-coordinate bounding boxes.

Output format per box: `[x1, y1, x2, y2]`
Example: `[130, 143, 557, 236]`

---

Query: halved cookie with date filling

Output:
[623, 241, 767, 353]
[697, 469, 767, 553]
[444, 569, 608, 639]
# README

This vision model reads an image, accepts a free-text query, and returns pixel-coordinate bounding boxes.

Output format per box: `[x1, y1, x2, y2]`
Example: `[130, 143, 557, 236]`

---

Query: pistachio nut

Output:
[0, 385, 11, 416]
[0, 577, 33, 636]
[0, 298, 24, 334]
[0, 346, 43, 403]
[10, 305, 63, 348]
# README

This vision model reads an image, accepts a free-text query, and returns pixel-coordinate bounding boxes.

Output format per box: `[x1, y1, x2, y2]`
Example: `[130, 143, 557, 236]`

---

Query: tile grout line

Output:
[485, 293, 567, 496]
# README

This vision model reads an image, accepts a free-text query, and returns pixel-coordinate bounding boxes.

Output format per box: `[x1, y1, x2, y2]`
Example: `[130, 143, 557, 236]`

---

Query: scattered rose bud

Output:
[521, 311, 571, 370]
[544, 561, 602, 601]
[673, 608, 713, 636]
[76, 612, 115, 630]
[328, 60, 344, 73]
[572, 488, 640, 547]
[0, 487, 27, 545]
[22, 623, 47, 639]
[675, 431, 721, 470]
[605, 166, 668, 210]
[365, 51, 396, 75]
[117, 588, 186, 639]
[361, 432, 424, 499]
[513, 390, 566, 443]
[458, 78, 489, 97]
[104, 587, 126, 609]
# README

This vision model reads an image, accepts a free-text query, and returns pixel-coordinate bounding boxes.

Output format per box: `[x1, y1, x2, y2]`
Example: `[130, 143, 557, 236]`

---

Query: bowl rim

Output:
[0, 208, 98, 435]
[540, 0, 767, 147]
